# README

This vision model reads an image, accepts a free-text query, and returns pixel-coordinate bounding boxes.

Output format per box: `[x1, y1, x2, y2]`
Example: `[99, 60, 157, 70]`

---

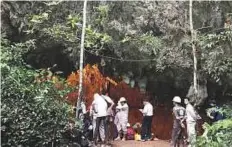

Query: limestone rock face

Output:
[186, 84, 208, 106]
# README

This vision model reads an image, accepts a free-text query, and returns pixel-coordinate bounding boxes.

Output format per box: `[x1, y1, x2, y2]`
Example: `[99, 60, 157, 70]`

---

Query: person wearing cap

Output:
[184, 97, 198, 147]
[171, 96, 186, 147]
[139, 98, 153, 142]
[114, 97, 129, 141]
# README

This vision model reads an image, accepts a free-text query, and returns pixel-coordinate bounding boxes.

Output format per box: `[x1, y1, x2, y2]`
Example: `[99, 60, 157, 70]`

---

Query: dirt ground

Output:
[111, 140, 170, 147]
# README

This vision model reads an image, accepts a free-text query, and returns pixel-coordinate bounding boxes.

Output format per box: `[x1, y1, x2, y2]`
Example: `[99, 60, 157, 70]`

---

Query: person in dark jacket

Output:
[206, 100, 225, 123]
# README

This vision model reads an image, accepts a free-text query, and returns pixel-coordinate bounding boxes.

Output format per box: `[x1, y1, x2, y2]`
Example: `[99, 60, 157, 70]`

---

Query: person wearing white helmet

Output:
[114, 97, 129, 141]
[170, 96, 186, 147]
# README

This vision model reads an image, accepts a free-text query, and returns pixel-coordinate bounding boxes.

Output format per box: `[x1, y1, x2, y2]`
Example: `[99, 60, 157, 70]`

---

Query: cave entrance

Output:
[25, 46, 75, 77]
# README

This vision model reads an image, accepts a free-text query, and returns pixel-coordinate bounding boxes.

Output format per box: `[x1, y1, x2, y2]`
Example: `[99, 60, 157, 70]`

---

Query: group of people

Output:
[171, 96, 200, 147]
[78, 91, 224, 147]
[171, 96, 225, 147]
[84, 91, 154, 145]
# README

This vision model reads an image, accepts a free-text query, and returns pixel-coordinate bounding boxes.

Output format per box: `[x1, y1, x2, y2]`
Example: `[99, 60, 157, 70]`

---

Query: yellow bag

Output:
[134, 133, 141, 141]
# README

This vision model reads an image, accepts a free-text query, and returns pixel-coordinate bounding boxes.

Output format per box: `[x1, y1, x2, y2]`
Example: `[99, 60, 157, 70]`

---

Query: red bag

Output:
[127, 127, 135, 140]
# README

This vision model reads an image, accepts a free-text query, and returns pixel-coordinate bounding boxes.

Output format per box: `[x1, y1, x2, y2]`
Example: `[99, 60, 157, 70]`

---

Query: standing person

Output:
[171, 96, 186, 147]
[90, 103, 106, 142]
[139, 98, 153, 142]
[184, 97, 198, 147]
[100, 91, 114, 144]
[91, 93, 110, 145]
[90, 96, 99, 141]
[114, 97, 129, 141]
[114, 102, 121, 139]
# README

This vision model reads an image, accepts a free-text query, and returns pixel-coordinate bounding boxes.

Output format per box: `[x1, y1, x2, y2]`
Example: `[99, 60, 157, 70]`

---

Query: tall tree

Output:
[76, 0, 87, 118]
[190, 0, 198, 99]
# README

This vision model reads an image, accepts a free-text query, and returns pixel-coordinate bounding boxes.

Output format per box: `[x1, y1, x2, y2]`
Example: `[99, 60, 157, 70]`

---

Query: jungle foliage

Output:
[196, 104, 232, 147]
[1, 38, 77, 146]
[1, 1, 232, 97]
[1, 1, 232, 145]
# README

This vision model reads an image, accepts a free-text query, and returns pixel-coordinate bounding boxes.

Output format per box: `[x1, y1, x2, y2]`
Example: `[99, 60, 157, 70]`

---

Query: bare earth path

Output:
[111, 140, 170, 147]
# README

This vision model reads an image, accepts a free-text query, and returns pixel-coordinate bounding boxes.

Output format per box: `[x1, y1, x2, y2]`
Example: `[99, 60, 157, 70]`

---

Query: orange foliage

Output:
[67, 72, 79, 87]
[66, 64, 115, 107]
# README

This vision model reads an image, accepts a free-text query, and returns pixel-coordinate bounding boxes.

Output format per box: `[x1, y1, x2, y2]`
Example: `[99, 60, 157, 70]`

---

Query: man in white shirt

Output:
[184, 97, 198, 147]
[90, 104, 105, 142]
[91, 92, 114, 145]
[115, 97, 129, 141]
[139, 98, 153, 141]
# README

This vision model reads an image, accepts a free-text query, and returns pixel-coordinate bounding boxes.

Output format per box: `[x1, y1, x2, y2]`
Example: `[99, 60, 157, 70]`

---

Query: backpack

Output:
[213, 107, 225, 122]
[127, 127, 135, 140]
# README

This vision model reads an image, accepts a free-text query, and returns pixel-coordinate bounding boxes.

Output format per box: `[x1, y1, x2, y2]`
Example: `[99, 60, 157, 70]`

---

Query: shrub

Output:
[196, 104, 232, 147]
[1, 38, 75, 146]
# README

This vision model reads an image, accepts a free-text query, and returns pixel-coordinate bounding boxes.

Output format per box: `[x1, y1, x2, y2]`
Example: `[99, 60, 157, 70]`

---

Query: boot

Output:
[114, 136, 121, 141]
[122, 134, 126, 141]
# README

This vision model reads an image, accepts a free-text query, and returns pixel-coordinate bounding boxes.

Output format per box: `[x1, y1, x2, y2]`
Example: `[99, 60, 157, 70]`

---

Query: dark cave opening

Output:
[25, 46, 75, 77]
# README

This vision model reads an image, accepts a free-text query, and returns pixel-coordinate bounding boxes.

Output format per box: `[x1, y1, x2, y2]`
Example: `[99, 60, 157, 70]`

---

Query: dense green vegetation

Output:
[197, 104, 232, 147]
[1, 38, 76, 146]
[1, 1, 232, 146]
[2, 1, 232, 101]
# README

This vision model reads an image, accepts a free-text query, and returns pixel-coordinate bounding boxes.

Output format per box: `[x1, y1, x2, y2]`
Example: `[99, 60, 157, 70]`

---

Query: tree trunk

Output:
[189, 0, 198, 98]
[76, 0, 87, 118]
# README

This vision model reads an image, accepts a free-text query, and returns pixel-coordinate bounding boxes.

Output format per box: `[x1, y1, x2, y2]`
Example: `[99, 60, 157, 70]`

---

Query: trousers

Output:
[93, 116, 108, 143]
[187, 121, 196, 147]
[141, 116, 153, 140]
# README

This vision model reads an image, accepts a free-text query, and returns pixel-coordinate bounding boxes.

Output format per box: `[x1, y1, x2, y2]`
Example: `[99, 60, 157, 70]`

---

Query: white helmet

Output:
[172, 96, 181, 103]
[119, 97, 126, 102]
